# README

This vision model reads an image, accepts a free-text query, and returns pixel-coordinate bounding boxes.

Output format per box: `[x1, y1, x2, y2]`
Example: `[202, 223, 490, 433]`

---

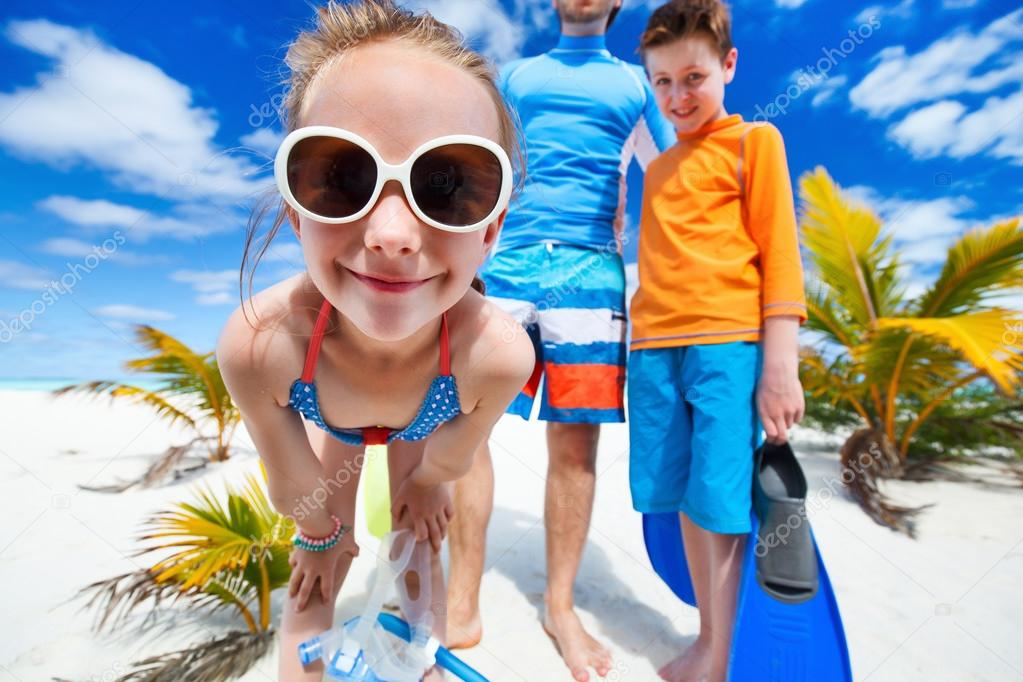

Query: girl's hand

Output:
[756, 363, 805, 445]
[391, 477, 454, 552]
[288, 530, 359, 612]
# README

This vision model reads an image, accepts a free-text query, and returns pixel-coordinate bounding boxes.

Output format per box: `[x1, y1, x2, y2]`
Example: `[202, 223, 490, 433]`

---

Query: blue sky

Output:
[0, 0, 1020, 381]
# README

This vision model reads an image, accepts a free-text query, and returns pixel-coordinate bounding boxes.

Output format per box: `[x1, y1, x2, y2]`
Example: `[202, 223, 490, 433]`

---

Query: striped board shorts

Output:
[480, 241, 627, 423]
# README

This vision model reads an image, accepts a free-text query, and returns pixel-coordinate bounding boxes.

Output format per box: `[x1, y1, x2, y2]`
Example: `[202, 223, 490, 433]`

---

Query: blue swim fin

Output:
[641, 511, 853, 681]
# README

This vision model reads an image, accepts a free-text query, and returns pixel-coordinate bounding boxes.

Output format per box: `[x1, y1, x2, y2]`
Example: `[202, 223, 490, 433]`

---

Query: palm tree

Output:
[52, 324, 240, 489]
[76, 473, 293, 681]
[798, 167, 1023, 531]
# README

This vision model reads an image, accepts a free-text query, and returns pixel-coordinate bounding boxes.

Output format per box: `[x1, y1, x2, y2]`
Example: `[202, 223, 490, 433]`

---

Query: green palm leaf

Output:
[51, 380, 198, 431]
[799, 167, 904, 328]
[917, 218, 1023, 317]
[878, 309, 1023, 394]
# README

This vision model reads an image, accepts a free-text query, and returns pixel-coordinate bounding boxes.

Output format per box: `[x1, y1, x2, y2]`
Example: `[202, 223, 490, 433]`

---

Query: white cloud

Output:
[0, 259, 53, 290]
[170, 269, 238, 306]
[0, 19, 266, 202]
[849, 8, 1023, 117]
[36, 237, 171, 266]
[94, 304, 175, 321]
[849, 8, 1023, 164]
[845, 186, 977, 266]
[262, 241, 304, 264]
[888, 90, 1023, 164]
[239, 127, 283, 159]
[37, 195, 241, 242]
[407, 0, 525, 63]
[810, 74, 848, 107]
[855, 0, 914, 26]
[775, 0, 811, 7]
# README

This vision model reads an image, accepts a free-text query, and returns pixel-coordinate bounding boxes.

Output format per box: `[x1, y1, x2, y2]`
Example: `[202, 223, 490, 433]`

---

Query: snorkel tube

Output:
[298, 529, 488, 681]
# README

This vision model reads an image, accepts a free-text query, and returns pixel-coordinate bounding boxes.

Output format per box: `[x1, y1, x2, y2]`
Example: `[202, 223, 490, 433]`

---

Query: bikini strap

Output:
[439, 312, 451, 376]
[300, 297, 334, 383]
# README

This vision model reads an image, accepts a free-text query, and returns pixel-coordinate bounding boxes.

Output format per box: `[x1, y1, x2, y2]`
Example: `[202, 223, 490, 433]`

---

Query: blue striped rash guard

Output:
[495, 34, 676, 253]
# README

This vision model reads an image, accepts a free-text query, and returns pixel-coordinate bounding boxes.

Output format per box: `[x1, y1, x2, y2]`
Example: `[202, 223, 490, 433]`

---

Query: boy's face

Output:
[645, 34, 737, 134]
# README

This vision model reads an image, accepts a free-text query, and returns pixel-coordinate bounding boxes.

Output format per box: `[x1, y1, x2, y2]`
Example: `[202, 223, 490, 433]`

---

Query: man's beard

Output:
[558, 1, 610, 24]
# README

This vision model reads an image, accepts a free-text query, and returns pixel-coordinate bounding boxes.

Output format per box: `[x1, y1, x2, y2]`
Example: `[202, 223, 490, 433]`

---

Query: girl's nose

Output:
[362, 181, 423, 257]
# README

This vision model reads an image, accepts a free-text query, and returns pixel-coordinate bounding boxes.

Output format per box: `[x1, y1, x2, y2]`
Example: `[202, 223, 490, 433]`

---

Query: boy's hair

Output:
[638, 0, 733, 60]
[241, 0, 514, 316]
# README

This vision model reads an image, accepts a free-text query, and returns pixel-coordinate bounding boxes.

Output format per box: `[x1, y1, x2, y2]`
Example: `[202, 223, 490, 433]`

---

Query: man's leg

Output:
[542, 421, 612, 682]
[446, 436, 494, 649]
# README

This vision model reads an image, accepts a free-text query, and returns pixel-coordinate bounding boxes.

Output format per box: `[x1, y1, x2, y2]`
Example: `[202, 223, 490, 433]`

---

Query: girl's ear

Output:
[481, 208, 506, 258]
[286, 205, 301, 238]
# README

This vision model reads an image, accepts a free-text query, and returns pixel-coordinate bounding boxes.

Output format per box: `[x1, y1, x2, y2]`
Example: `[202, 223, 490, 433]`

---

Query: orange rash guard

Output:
[630, 113, 807, 351]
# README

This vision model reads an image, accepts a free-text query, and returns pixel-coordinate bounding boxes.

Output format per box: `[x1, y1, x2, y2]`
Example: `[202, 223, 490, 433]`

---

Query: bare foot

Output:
[658, 636, 711, 682]
[542, 606, 613, 682]
[446, 603, 482, 650]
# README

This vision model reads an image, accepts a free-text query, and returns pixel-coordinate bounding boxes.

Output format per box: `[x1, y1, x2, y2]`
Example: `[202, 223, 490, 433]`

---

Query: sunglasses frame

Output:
[274, 125, 513, 234]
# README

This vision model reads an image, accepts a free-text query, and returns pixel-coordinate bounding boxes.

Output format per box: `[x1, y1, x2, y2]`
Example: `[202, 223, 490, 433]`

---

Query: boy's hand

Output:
[391, 476, 454, 552]
[756, 363, 805, 444]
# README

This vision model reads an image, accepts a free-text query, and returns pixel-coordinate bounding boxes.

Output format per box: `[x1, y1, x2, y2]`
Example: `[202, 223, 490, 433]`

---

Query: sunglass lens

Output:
[287, 136, 377, 219]
[410, 144, 502, 227]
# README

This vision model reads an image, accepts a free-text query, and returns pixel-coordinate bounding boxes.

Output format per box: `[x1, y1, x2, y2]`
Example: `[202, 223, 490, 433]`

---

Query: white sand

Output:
[1, 389, 1021, 681]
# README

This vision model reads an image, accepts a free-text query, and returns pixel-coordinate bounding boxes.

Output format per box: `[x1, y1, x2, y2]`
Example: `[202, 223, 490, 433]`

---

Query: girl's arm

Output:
[390, 318, 535, 550]
[413, 323, 536, 486]
[216, 310, 335, 537]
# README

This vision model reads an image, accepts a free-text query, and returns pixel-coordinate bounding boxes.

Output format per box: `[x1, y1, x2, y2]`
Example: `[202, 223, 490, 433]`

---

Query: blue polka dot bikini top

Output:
[288, 297, 462, 446]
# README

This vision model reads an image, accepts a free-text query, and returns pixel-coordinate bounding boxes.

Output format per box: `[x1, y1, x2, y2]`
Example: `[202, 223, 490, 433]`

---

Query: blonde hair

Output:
[240, 0, 519, 319]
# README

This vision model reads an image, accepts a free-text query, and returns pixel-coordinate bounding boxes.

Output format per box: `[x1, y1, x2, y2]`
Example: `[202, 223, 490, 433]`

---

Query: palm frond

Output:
[804, 280, 861, 351]
[878, 309, 1023, 394]
[799, 167, 904, 327]
[75, 569, 195, 633]
[917, 217, 1023, 317]
[114, 629, 274, 682]
[51, 380, 198, 432]
[125, 326, 229, 423]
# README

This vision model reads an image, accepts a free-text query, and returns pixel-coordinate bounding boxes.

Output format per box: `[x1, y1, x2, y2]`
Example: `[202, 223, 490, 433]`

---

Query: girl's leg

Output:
[278, 425, 364, 681]
[387, 439, 447, 680]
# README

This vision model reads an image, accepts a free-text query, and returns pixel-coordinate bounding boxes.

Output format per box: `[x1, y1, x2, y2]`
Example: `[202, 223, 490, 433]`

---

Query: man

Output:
[446, 2, 676, 681]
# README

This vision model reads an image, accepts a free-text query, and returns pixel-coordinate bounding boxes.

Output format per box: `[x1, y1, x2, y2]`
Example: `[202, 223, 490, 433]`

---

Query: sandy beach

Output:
[1, 387, 1021, 681]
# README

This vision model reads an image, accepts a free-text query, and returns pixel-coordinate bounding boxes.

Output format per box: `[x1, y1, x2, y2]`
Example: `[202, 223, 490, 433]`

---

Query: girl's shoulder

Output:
[216, 273, 318, 408]
[447, 291, 536, 411]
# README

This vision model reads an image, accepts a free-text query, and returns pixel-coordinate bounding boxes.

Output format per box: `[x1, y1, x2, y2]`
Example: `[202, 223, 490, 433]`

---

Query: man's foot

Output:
[445, 602, 482, 650]
[657, 636, 711, 682]
[542, 606, 613, 682]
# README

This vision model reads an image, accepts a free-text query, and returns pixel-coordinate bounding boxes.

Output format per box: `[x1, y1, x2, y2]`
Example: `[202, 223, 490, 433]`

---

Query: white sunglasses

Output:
[274, 126, 512, 233]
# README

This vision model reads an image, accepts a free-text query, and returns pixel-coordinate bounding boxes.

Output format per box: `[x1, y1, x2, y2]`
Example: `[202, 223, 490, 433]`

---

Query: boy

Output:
[628, 1, 807, 681]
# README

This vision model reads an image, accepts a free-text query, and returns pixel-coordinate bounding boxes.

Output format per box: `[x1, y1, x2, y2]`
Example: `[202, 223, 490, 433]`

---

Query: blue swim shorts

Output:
[627, 342, 764, 534]
[481, 241, 627, 424]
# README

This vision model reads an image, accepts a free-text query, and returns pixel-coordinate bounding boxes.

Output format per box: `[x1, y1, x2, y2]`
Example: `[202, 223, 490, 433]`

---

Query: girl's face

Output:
[645, 35, 737, 134]
[288, 40, 506, 342]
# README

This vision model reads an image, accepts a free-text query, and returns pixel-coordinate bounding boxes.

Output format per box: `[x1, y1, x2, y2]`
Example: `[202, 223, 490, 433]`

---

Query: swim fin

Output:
[640, 444, 852, 681]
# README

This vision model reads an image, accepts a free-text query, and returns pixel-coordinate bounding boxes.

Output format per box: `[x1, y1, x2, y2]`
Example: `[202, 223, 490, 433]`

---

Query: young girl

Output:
[215, 2, 534, 679]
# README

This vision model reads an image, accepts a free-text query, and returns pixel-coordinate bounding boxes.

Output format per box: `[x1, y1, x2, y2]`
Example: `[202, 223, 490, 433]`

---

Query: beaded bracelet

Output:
[292, 514, 349, 552]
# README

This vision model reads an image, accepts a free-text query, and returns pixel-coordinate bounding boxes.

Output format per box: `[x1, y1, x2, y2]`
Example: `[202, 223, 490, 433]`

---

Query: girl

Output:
[215, 2, 535, 679]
